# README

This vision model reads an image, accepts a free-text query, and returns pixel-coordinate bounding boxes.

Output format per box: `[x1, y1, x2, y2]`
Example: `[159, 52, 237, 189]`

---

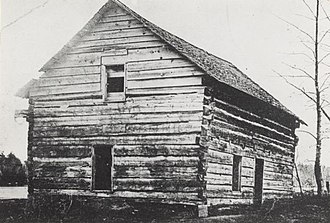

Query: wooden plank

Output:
[127, 58, 194, 72]
[102, 46, 183, 64]
[127, 76, 202, 89]
[92, 20, 144, 32]
[40, 66, 100, 78]
[128, 66, 203, 80]
[30, 83, 100, 97]
[37, 74, 100, 87]
[126, 86, 205, 96]
[77, 35, 160, 48]
[83, 27, 153, 41]
[31, 92, 103, 102]
[100, 15, 135, 23]
[48, 53, 101, 69]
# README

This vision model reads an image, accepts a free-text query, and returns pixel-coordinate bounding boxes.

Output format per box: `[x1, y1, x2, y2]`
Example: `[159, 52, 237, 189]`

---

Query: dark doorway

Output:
[254, 158, 264, 206]
[93, 145, 113, 191]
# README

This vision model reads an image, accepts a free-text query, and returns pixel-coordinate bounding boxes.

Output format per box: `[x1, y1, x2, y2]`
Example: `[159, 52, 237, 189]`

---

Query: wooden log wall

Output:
[200, 88, 296, 206]
[29, 5, 206, 205]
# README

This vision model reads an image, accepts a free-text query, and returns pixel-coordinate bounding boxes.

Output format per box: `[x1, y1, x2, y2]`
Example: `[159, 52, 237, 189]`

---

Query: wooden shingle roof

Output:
[39, 0, 302, 122]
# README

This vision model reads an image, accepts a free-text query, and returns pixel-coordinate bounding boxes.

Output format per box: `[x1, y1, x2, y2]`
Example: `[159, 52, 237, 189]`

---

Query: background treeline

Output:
[294, 163, 330, 193]
[0, 152, 27, 186]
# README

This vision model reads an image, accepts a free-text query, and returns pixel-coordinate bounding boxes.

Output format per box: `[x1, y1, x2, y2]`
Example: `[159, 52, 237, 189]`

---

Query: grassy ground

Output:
[0, 196, 329, 222]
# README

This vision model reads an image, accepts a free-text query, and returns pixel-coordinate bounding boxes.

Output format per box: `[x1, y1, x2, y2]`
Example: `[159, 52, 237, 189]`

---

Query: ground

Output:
[0, 196, 329, 223]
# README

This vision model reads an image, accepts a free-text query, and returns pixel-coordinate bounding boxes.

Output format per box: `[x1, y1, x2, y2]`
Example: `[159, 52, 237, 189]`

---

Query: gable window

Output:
[101, 62, 126, 101]
[232, 155, 242, 191]
[92, 145, 114, 191]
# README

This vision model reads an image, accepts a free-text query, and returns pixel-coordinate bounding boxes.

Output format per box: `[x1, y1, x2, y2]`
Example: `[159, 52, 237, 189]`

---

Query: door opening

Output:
[254, 158, 264, 206]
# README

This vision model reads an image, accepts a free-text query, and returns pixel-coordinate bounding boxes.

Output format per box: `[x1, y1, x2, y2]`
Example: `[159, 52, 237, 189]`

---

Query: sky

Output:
[0, 0, 329, 166]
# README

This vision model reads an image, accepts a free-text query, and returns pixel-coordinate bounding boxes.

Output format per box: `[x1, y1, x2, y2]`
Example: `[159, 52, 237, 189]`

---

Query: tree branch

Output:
[1, 0, 51, 32]
[318, 52, 330, 64]
[273, 70, 330, 122]
[275, 15, 315, 42]
[302, 0, 316, 18]
[283, 62, 315, 80]
[297, 129, 317, 140]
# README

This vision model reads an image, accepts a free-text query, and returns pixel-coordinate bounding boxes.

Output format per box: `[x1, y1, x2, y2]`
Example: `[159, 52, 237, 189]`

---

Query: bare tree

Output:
[275, 0, 330, 196]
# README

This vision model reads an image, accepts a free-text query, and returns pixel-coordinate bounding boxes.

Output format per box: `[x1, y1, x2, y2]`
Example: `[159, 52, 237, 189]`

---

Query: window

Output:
[93, 145, 113, 191]
[232, 155, 242, 191]
[101, 63, 126, 101]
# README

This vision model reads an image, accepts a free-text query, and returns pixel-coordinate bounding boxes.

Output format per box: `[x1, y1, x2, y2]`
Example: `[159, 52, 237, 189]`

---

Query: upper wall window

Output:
[106, 65, 125, 93]
[101, 63, 126, 101]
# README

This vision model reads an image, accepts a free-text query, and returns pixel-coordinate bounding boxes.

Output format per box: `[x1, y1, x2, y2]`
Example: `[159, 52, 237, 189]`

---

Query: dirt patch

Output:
[0, 196, 329, 222]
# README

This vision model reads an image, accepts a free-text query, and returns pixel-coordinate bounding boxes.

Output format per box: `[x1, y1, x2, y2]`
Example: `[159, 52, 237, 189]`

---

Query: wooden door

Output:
[254, 158, 264, 206]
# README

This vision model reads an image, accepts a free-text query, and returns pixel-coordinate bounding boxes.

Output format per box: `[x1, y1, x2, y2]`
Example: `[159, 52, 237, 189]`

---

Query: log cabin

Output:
[16, 0, 304, 217]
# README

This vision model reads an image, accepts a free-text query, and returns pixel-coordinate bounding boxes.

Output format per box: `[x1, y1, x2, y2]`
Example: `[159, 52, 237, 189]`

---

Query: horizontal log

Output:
[32, 145, 92, 158]
[34, 189, 200, 203]
[114, 144, 200, 157]
[34, 165, 91, 178]
[263, 171, 293, 181]
[114, 156, 199, 167]
[33, 92, 204, 108]
[34, 98, 203, 117]
[206, 191, 254, 199]
[100, 15, 136, 23]
[207, 149, 233, 165]
[212, 106, 294, 144]
[114, 166, 198, 178]
[33, 177, 91, 190]
[214, 97, 293, 134]
[207, 198, 253, 206]
[33, 122, 202, 138]
[203, 137, 294, 165]
[34, 111, 203, 127]
[113, 178, 200, 192]
[211, 114, 294, 149]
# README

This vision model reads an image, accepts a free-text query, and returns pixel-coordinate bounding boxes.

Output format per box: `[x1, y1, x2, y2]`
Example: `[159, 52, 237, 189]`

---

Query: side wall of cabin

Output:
[28, 5, 206, 205]
[201, 84, 297, 206]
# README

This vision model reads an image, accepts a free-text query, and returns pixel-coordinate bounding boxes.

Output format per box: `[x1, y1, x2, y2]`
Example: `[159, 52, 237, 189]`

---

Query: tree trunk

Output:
[314, 0, 323, 196]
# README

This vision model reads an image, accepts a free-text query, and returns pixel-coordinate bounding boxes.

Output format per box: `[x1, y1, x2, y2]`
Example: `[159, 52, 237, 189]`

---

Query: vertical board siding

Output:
[30, 4, 205, 204]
